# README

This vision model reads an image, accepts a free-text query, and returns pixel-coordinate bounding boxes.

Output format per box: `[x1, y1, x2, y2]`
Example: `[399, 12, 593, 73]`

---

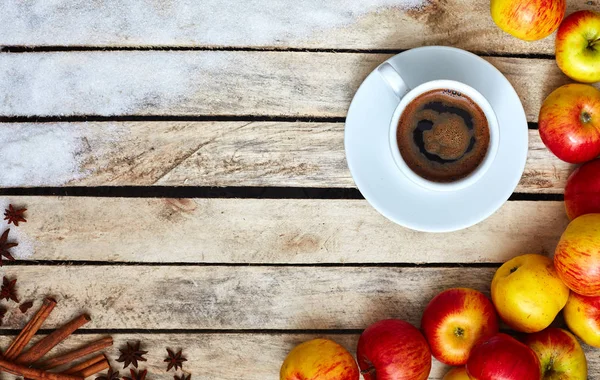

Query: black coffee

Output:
[396, 89, 490, 183]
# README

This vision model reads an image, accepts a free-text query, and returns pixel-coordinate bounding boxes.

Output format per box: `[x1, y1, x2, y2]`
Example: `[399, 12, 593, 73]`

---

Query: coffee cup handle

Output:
[378, 62, 410, 98]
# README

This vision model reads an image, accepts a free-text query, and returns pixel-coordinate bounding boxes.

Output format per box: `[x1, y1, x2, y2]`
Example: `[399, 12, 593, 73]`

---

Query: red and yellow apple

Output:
[490, 0, 565, 41]
[565, 158, 600, 220]
[280, 338, 359, 380]
[491, 253, 570, 333]
[524, 328, 588, 379]
[466, 333, 541, 380]
[443, 367, 470, 380]
[421, 288, 498, 366]
[556, 10, 600, 83]
[539, 84, 600, 164]
[357, 319, 431, 380]
[564, 292, 600, 348]
[555, 214, 600, 296]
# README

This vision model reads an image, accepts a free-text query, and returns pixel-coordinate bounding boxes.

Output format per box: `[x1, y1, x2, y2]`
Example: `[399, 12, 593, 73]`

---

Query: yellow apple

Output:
[564, 292, 600, 348]
[556, 11, 600, 83]
[491, 253, 570, 333]
[491, 0, 565, 41]
[555, 214, 600, 296]
[280, 339, 359, 380]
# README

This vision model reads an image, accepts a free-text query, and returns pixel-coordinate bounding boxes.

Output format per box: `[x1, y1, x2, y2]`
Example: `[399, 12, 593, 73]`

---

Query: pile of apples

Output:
[280, 231, 600, 380]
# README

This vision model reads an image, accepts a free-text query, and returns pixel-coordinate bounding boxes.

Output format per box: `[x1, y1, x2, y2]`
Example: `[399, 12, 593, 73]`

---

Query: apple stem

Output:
[590, 38, 600, 48]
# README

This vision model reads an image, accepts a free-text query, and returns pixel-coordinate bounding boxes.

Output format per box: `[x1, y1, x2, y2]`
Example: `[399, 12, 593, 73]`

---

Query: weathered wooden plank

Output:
[1, 197, 568, 263]
[0, 122, 574, 192]
[0, 52, 590, 121]
[0, 333, 597, 380]
[0, 266, 498, 329]
[0, 0, 597, 54]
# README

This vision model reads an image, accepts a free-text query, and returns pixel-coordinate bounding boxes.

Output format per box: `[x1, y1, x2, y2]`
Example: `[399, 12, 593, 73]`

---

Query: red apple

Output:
[564, 292, 600, 348]
[538, 84, 600, 164]
[556, 10, 600, 83]
[524, 328, 588, 379]
[565, 159, 600, 220]
[490, 0, 565, 41]
[357, 319, 431, 380]
[554, 214, 600, 296]
[421, 288, 499, 366]
[466, 333, 541, 380]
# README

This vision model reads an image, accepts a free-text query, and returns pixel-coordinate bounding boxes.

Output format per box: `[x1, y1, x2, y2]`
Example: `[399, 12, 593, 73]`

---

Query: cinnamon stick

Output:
[38, 337, 113, 370]
[4, 298, 57, 360]
[16, 314, 91, 365]
[63, 354, 105, 375]
[0, 356, 83, 380]
[75, 359, 109, 378]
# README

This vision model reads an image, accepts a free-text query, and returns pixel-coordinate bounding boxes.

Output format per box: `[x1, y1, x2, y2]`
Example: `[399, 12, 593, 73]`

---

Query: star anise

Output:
[174, 374, 190, 380]
[164, 349, 187, 372]
[0, 276, 18, 303]
[123, 369, 147, 380]
[4, 205, 27, 226]
[96, 368, 119, 380]
[19, 301, 33, 313]
[117, 341, 148, 369]
[0, 229, 17, 266]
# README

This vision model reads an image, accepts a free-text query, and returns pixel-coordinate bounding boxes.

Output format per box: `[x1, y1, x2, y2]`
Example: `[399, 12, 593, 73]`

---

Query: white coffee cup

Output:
[379, 62, 500, 192]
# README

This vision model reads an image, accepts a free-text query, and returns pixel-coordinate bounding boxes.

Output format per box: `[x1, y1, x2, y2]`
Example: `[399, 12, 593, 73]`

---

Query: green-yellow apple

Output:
[421, 288, 498, 366]
[491, 0, 565, 41]
[357, 319, 431, 380]
[443, 367, 470, 380]
[524, 328, 588, 379]
[565, 159, 600, 219]
[491, 254, 570, 333]
[556, 10, 600, 83]
[564, 292, 600, 348]
[555, 214, 600, 296]
[467, 333, 541, 380]
[280, 339, 359, 380]
[539, 84, 600, 164]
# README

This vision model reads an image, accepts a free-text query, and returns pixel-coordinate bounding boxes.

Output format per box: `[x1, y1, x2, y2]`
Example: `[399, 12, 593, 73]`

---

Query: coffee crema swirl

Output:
[396, 89, 490, 183]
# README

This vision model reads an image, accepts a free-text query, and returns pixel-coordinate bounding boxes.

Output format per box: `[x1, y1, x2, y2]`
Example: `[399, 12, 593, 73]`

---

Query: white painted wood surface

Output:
[0, 0, 597, 53]
[0, 52, 591, 121]
[2, 197, 567, 263]
[0, 123, 574, 192]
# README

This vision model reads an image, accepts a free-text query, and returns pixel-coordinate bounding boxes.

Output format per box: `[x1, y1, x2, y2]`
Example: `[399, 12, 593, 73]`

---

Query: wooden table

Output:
[0, 1, 599, 379]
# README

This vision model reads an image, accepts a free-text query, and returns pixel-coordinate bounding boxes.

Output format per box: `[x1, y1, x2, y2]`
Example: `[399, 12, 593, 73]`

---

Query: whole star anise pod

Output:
[4, 205, 26, 226]
[164, 349, 187, 372]
[0, 276, 18, 302]
[0, 229, 17, 266]
[123, 369, 147, 380]
[96, 368, 119, 380]
[117, 341, 148, 369]
[174, 374, 190, 380]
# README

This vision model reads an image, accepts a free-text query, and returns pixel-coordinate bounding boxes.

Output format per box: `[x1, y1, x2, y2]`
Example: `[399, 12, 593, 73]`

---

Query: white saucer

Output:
[345, 46, 528, 233]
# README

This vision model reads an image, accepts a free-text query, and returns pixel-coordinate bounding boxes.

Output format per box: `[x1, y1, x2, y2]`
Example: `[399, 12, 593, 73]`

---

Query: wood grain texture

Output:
[0, 266, 498, 330]
[0, 122, 574, 192]
[0, 52, 593, 120]
[4, 197, 568, 263]
[0, 333, 597, 380]
[0, 0, 597, 54]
